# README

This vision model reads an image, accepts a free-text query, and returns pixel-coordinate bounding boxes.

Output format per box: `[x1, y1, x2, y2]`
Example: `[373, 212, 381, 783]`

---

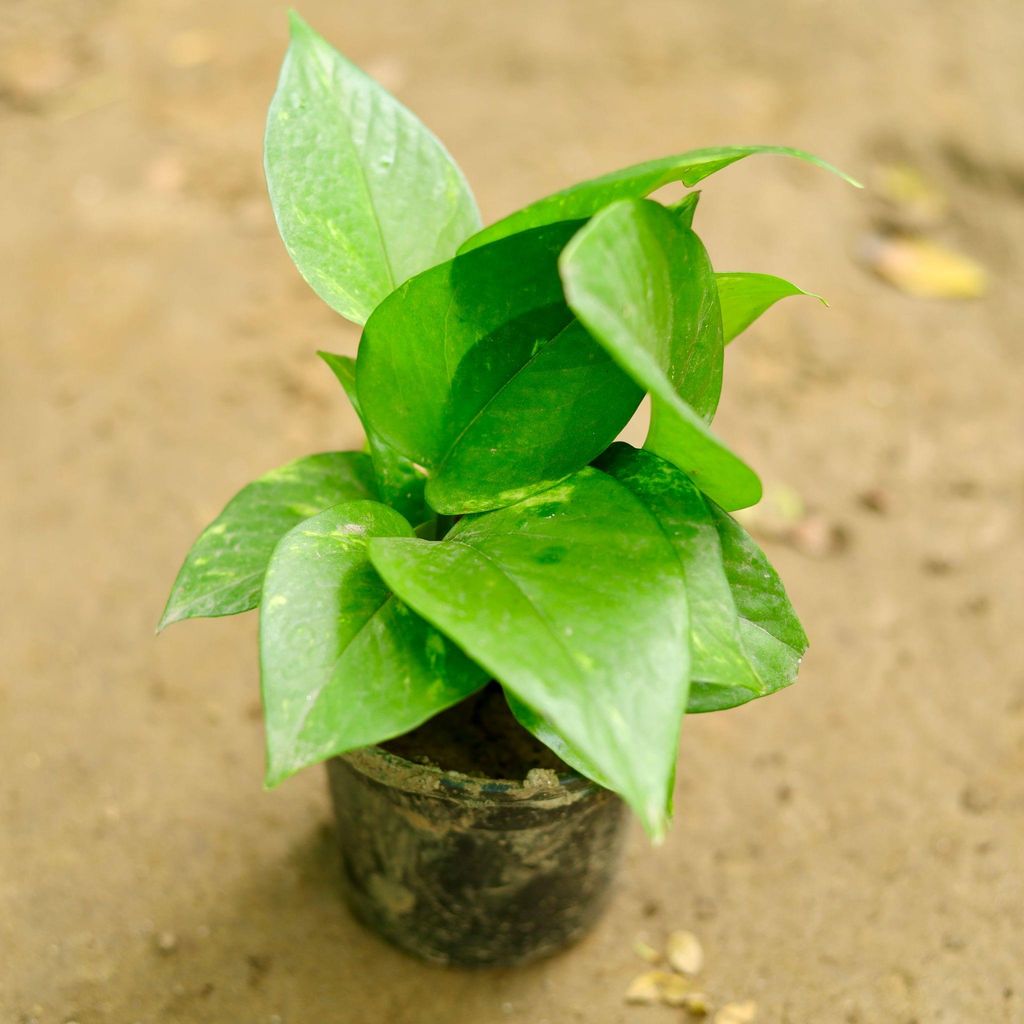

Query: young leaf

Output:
[260, 501, 487, 786]
[716, 272, 824, 344]
[265, 13, 481, 325]
[357, 221, 642, 514]
[368, 468, 689, 838]
[319, 351, 431, 526]
[462, 145, 861, 252]
[560, 198, 761, 510]
[597, 444, 807, 712]
[317, 351, 362, 418]
[159, 452, 377, 630]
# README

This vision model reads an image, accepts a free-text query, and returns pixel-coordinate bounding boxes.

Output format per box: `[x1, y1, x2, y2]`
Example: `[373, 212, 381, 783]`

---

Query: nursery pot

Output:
[326, 747, 627, 967]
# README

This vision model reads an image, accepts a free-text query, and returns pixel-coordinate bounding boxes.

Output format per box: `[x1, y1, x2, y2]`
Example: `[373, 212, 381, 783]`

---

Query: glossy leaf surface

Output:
[266, 13, 480, 324]
[260, 501, 487, 785]
[705, 499, 808, 708]
[463, 145, 860, 252]
[357, 221, 642, 513]
[599, 444, 807, 712]
[561, 198, 760, 510]
[716, 272, 823, 344]
[159, 452, 377, 629]
[369, 469, 689, 837]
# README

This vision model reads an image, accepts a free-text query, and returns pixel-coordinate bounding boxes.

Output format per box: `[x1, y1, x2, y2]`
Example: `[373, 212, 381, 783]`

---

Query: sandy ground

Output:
[2, 1, 1023, 1021]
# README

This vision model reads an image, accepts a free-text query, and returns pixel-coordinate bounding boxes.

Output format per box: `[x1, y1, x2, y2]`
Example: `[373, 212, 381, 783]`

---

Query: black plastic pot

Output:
[326, 747, 627, 967]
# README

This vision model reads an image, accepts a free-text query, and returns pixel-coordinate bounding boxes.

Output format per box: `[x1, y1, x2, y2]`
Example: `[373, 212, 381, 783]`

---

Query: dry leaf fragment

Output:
[873, 162, 949, 229]
[632, 936, 662, 964]
[860, 233, 988, 299]
[625, 970, 670, 1005]
[625, 970, 693, 1006]
[660, 973, 695, 1006]
[715, 1000, 758, 1024]
[682, 992, 712, 1016]
[666, 929, 704, 975]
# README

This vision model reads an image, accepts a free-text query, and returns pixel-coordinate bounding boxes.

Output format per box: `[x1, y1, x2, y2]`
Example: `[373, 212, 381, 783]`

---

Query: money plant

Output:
[159, 13, 859, 839]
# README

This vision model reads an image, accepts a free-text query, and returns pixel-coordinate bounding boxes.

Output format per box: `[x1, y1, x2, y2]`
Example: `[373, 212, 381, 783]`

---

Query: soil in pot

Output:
[381, 681, 564, 779]
[327, 683, 627, 967]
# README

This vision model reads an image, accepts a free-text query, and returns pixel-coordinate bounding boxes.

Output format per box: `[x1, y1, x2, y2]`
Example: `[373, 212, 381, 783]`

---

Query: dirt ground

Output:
[2, 1, 1023, 1021]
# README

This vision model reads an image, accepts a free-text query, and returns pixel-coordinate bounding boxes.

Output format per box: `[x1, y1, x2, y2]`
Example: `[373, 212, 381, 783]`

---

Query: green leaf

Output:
[159, 452, 377, 630]
[318, 351, 430, 525]
[671, 190, 701, 229]
[317, 350, 362, 418]
[357, 221, 642, 514]
[504, 692, 614, 789]
[704, 499, 808, 708]
[265, 13, 481, 325]
[260, 501, 487, 786]
[716, 272, 825, 345]
[598, 443, 807, 712]
[462, 145, 861, 252]
[560, 198, 761, 510]
[368, 469, 689, 838]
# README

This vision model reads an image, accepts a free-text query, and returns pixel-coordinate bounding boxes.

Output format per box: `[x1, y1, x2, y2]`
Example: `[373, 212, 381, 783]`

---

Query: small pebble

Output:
[790, 515, 849, 558]
[666, 930, 704, 976]
[154, 930, 179, 955]
[960, 783, 995, 815]
[857, 488, 890, 514]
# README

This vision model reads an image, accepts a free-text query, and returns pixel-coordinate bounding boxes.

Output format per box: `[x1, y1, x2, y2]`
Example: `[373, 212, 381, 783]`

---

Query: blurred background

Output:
[2, 1, 1022, 1021]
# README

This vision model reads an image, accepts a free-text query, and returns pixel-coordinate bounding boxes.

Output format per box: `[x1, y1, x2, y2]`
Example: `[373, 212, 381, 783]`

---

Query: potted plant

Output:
[159, 13, 859, 967]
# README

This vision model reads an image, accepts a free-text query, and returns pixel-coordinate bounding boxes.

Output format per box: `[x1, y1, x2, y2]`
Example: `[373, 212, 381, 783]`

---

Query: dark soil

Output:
[382, 683, 565, 780]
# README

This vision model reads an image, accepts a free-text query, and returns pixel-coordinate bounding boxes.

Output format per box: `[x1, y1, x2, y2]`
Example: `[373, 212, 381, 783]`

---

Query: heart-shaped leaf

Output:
[463, 145, 860, 253]
[159, 451, 377, 629]
[561, 198, 761, 510]
[369, 468, 689, 838]
[357, 221, 642, 514]
[265, 13, 481, 325]
[716, 272, 824, 344]
[260, 500, 487, 786]
[598, 444, 807, 712]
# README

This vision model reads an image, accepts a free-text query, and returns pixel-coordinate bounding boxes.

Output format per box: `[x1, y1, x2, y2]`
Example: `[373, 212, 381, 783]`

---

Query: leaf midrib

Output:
[289, 589, 395, 748]
[309, 38, 396, 296]
[435, 310, 578, 475]
[447, 537, 586, 688]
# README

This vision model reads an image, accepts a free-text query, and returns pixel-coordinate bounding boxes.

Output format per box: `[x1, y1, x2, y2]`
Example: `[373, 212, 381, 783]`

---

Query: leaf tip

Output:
[263, 760, 289, 790]
[156, 603, 182, 634]
[642, 806, 670, 846]
[286, 9, 312, 38]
